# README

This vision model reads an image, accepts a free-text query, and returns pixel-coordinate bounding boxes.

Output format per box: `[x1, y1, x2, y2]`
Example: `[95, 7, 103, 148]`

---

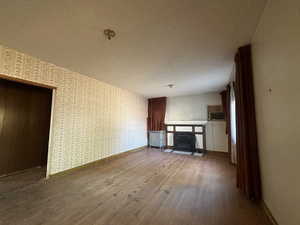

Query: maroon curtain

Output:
[220, 90, 228, 131]
[147, 97, 167, 131]
[220, 85, 231, 134]
[235, 44, 261, 201]
[220, 85, 232, 161]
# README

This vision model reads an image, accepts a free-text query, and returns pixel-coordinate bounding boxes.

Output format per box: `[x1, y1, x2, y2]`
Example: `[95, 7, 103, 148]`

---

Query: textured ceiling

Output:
[0, 0, 266, 97]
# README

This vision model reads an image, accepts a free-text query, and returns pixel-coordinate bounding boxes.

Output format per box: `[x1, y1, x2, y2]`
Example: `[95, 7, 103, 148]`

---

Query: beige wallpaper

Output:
[0, 44, 147, 175]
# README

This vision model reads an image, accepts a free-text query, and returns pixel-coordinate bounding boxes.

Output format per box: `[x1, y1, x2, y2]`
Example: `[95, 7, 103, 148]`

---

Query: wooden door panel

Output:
[0, 79, 52, 176]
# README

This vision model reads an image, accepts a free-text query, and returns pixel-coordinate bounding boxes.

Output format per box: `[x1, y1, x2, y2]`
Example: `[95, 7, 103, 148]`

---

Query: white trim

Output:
[46, 89, 56, 178]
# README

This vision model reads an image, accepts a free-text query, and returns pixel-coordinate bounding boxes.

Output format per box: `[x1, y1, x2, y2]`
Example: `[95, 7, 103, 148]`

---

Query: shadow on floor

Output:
[0, 167, 46, 194]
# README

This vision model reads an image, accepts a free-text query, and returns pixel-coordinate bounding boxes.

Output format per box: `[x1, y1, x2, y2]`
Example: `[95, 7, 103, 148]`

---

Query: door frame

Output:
[0, 74, 56, 178]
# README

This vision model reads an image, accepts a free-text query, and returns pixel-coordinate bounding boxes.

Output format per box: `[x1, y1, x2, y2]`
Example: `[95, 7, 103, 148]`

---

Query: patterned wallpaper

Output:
[0, 44, 147, 175]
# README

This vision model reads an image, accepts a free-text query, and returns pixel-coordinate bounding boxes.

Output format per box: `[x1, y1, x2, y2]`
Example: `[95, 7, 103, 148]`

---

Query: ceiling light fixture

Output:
[104, 29, 116, 40]
[167, 84, 175, 89]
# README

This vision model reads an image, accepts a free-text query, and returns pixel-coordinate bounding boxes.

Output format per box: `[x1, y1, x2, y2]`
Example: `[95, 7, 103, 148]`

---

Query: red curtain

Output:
[220, 90, 227, 128]
[147, 97, 167, 131]
[220, 85, 232, 161]
[235, 44, 261, 201]
[220, 85, 231, 161]
[220, 85, 231, 134]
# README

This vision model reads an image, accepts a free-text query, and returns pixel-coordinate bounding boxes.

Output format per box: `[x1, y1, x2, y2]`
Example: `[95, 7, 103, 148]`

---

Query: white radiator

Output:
[149, 131, 166, 148]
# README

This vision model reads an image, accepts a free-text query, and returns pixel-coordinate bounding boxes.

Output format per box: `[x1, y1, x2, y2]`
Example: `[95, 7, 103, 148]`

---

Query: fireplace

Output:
[174, 132, 196, 153]
[165, 122, 207, 153]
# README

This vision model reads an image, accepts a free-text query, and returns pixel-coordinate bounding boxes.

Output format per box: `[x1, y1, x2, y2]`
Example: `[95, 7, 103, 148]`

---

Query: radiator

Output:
[149, 131, 166, 148]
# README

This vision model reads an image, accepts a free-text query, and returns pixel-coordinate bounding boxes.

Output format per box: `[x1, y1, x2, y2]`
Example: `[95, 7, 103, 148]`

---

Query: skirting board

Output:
[262, 201, 279, 225]
[49, 146, 147, 178]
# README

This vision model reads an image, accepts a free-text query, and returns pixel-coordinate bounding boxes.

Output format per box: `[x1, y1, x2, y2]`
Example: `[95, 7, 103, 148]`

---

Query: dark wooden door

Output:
[0, 78, 52, 176]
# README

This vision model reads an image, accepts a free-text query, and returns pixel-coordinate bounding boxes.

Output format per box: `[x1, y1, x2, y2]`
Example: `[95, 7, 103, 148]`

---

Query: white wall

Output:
[165, 93, 227, 152]
[252, 1, 300, 225]
[0, 44, 147, 175]
[165, 93, 221, 121]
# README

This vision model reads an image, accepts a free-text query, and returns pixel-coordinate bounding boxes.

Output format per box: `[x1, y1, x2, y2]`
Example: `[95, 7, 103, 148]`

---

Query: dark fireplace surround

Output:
[174, 132, 196, 153]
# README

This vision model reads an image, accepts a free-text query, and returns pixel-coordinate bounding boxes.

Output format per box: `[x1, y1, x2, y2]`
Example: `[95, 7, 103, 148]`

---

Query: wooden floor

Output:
[0, 167, 46, 194]
[0, 148, 271, 225]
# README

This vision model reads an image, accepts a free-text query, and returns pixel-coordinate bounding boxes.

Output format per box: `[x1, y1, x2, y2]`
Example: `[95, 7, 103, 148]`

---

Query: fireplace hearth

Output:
[174, 132, 196, 153]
